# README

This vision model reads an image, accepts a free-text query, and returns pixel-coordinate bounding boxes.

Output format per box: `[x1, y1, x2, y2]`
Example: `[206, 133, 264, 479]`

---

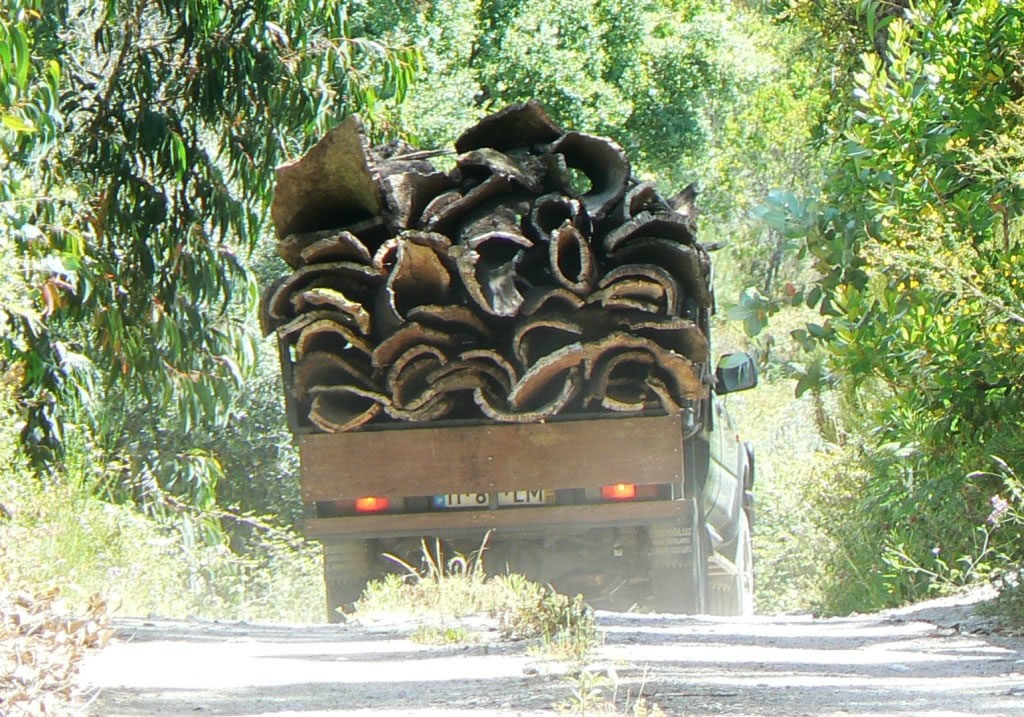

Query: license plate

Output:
[432, 490, 554, 509]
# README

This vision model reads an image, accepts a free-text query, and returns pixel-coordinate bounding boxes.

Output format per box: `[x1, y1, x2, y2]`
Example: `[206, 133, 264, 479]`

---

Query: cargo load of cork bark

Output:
[261, 100, 715, 433]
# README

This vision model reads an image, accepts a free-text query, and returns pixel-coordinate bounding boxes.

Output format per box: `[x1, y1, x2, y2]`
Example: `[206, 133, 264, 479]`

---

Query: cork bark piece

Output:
[454, 100, 564, 154]
[546, 132, 631, 222]
[271, 115, 382, 239]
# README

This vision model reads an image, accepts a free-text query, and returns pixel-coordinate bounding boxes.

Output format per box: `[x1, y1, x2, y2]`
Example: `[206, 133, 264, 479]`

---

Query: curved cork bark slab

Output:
[589, 332, 706, 401]
[587, 279, 665, 314]
[417, 190, 462, 232]
[454, 100, 564, 154]
[371, 322, 462, 373]
[508, 342, 590, 410]
[268, 261, 382, 320]
[525, 193, 588, 242]
[610, 238, 712, 308]
[271, 115, 381, 239]
[294, 319, 374, 360]
[540, 153, 579, 198]
[455, 148, 546, 194]
[520, 286, 587, 316]
[427, 356, 515, 396]
[276, 229, 372, 269]
[588, 349, 657, 412]
[259, 276, 288, 336]
[447, 192, 534, 246]
[510, 332, 705, 411]
[406, 305, 495, 341]
[549, 221, 597, 296]
[380, 169, 454, 231]
[612, 314, 709, 364]
[449, 231, 533, 317]
[288, 288, 372, 336]
[307, 384, 384, 433]
[276, 309, 368, 341]
[606, 181, 669, 227]
[421, 175, 513, 235]
[386, 345, 448, 409]
[383, 396, 455, 423]
[390, 357, 516, 418]
[474, 366, 582, 423]
[293, 351, 375, 401]
[546, 132, 630, 222]
[668, 182, 699, 232]
[601, 210, 696, 254]
[458, 348, 519, 389]
[375, 235, 454, 336]
[595, 264, 681, 316]
[512, 316, 584, 369]
[643, 375, 683, 414]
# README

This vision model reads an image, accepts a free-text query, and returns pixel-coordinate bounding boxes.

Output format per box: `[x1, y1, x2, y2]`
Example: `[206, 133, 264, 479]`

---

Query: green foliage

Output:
[1, 473, 324, 621]
[718, 370, 839, 614]
[499, 579, 596, 661]
[731, 0, 1024, 610]
[409, 623, 474, 645]
[0, 0, 419, 484]
[356, 1, 821, 198]
[355, 538, 596, 659]
[0, 377, 322, 622]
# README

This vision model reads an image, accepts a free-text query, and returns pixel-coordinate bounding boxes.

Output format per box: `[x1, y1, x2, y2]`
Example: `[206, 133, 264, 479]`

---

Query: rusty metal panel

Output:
[299, 414, 683, 501]
[303, 498, 694, 540]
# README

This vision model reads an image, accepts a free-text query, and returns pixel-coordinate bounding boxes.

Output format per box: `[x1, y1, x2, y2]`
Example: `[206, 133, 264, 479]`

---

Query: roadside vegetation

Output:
[355, 536, 598, 661]
[1, 4, 1023, 712]
[726, 0, 1024, 620]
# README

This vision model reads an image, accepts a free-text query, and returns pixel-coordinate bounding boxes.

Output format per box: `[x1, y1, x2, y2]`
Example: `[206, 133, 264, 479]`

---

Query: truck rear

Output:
[262, 101, 758, 620]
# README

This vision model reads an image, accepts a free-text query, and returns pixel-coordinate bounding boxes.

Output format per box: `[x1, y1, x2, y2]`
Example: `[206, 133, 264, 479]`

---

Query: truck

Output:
[281, 337, 757, 621]
[265, 103, 760, 620]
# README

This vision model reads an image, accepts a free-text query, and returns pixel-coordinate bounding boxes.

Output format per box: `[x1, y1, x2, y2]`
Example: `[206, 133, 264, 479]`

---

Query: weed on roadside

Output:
[409, 623, 476, 645]
[354, 534, 598, 659]
[976, 572, 1024, 633]
[497, 578, 597, 662]
[555, 667, 665, 716]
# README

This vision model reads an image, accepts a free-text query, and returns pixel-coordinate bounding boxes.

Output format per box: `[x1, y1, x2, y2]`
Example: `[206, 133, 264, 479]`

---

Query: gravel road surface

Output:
[79, 591, 1024, 716]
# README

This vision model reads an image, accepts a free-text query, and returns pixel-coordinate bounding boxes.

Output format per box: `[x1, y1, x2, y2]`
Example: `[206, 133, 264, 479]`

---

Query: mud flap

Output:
[322, 539, 372, 622]
[648, 498, 707, 614]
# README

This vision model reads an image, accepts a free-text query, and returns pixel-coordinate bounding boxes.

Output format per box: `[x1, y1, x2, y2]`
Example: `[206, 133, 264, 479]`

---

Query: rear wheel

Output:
[648, 503, 708, 614]
[322, 539, 371, 623]
[708, 511, 754, 616]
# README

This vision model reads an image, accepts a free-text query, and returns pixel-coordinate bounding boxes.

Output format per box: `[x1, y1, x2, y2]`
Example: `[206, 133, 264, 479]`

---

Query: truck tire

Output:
[708, 511, 754, 616]
[322, 539, 372, 623]
[648, 503, 708, 614]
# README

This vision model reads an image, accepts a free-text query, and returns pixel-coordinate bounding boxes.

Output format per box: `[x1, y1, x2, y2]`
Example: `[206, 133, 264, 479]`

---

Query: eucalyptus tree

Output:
[1, 1, 418, 507]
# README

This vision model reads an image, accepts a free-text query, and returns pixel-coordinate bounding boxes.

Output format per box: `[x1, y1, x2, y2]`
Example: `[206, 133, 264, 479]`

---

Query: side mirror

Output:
[716, 352, 758, 394]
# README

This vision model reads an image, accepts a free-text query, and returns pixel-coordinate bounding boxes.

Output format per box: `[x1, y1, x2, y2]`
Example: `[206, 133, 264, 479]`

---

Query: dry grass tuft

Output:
[355, 534, 597, 660]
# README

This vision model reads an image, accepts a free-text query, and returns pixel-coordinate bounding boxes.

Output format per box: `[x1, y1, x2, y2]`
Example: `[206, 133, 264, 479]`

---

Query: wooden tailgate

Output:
[298, 414, 684, 501]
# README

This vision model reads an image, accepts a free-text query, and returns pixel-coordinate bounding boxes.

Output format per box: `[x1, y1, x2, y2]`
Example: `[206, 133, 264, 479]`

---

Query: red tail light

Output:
[355, 496, 390, 513]
[601, 483, 637, 500]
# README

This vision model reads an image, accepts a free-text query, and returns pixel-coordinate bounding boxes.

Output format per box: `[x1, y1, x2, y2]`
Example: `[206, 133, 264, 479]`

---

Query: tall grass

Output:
[0, 379, 323, 623]
[1, 467, 324, 621]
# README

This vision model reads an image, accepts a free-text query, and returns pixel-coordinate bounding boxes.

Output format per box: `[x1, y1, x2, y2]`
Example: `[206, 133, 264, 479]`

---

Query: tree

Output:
[1, 1, 419, 502]
[736, 0, 1024, 606]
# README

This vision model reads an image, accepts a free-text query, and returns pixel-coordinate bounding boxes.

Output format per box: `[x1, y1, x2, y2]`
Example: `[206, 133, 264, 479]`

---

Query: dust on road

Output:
[79, 591, 1024, 716]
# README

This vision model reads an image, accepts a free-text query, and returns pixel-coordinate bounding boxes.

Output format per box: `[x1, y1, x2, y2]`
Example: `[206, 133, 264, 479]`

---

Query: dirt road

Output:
[79, 592, 1024, 716]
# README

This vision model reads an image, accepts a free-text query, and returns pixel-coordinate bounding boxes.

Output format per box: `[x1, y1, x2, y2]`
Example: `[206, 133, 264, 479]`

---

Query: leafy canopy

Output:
[735, 0, 1024, 607]
[0, 0, 419, 477]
